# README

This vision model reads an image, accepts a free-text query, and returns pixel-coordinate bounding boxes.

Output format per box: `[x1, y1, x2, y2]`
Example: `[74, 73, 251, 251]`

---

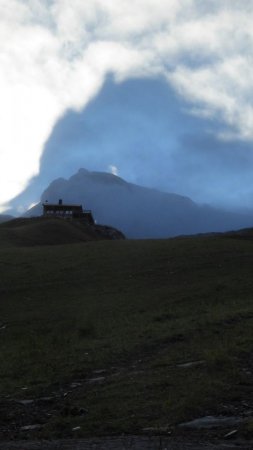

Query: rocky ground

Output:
[1, 385, 253, 449]
[0, 435, 253, 450]
[1, 357, 253, 448]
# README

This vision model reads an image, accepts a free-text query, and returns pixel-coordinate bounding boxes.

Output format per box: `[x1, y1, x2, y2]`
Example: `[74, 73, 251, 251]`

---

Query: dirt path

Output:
[0, 436, 253, 450]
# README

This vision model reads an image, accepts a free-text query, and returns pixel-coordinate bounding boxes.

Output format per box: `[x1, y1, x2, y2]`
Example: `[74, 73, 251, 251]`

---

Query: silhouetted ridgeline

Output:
[0, 214, 13, 223]
[27, 168, 253, 238]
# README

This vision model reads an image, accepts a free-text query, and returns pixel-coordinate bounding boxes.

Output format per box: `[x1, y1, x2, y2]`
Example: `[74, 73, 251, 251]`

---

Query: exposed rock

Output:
[91, 224, 125, 240]
[86, 377, 106, 384]
[224, 429, 238, 438]
[177, 360, 205, 369]
[70, 382, 82, 389]
[178, 415, 246, 429]
[16, 399, 34, 406]
[20, 424, 41, 431]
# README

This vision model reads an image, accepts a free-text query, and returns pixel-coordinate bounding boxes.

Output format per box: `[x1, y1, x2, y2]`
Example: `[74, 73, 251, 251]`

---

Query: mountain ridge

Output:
[0, 214, 14, 223]
[27, 168, 253, 238]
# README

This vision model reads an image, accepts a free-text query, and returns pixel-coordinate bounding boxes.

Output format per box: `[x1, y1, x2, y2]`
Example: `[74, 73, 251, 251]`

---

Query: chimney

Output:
[59, 199, 62, 205]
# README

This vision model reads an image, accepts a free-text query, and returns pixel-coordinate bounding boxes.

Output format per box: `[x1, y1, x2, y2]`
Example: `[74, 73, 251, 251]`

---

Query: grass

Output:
[1, 220, 253, 438]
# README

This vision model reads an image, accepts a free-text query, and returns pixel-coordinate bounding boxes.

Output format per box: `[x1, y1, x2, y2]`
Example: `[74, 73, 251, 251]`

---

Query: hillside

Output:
[0, 214, 13, 223]
[1, 231, 253, 445]
[0, 216, 124, 247]
[27, 168, 253, 238]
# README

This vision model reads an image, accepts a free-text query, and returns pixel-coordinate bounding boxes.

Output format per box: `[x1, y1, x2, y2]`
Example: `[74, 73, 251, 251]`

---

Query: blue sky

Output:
[2, 1, 253, 213]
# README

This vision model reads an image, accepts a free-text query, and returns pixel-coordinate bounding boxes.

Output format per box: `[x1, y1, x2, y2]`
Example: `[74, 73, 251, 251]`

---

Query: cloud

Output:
[1, 0, 253, 210]
[108, 165, 119, 176]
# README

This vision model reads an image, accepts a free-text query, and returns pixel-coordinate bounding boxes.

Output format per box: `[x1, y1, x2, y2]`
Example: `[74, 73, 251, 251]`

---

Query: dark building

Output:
[42, 199, 94, 224]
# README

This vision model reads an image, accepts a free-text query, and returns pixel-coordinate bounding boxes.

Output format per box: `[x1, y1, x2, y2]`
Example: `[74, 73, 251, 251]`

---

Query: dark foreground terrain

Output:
[0, 436, 253, 449]
[1, 219, 253, 448]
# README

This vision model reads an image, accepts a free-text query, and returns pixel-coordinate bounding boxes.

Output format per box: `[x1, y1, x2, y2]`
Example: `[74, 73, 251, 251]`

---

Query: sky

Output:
[2, 0, 253, 214]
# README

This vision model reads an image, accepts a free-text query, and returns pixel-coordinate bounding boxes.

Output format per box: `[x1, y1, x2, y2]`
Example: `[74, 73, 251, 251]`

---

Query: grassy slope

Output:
[1, 229, 253, 438]
[0, 217, 123, 247]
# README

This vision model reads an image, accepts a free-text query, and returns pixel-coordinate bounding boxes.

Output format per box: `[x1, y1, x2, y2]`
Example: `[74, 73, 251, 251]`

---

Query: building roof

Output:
[43, 203, 82, 209]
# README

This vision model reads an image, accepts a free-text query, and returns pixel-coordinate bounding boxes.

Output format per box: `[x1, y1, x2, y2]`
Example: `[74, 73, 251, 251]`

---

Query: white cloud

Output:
[1, 0, 253, 210]
[108, 165, 119, 176]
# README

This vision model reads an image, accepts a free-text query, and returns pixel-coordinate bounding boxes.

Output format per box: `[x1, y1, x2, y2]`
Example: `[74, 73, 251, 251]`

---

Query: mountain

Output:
[0, 214, 13, 223]
[27, 168, 253, 238]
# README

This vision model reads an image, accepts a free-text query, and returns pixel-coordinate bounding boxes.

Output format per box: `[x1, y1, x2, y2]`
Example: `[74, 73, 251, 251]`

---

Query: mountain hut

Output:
[42, 199, 94, 224]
